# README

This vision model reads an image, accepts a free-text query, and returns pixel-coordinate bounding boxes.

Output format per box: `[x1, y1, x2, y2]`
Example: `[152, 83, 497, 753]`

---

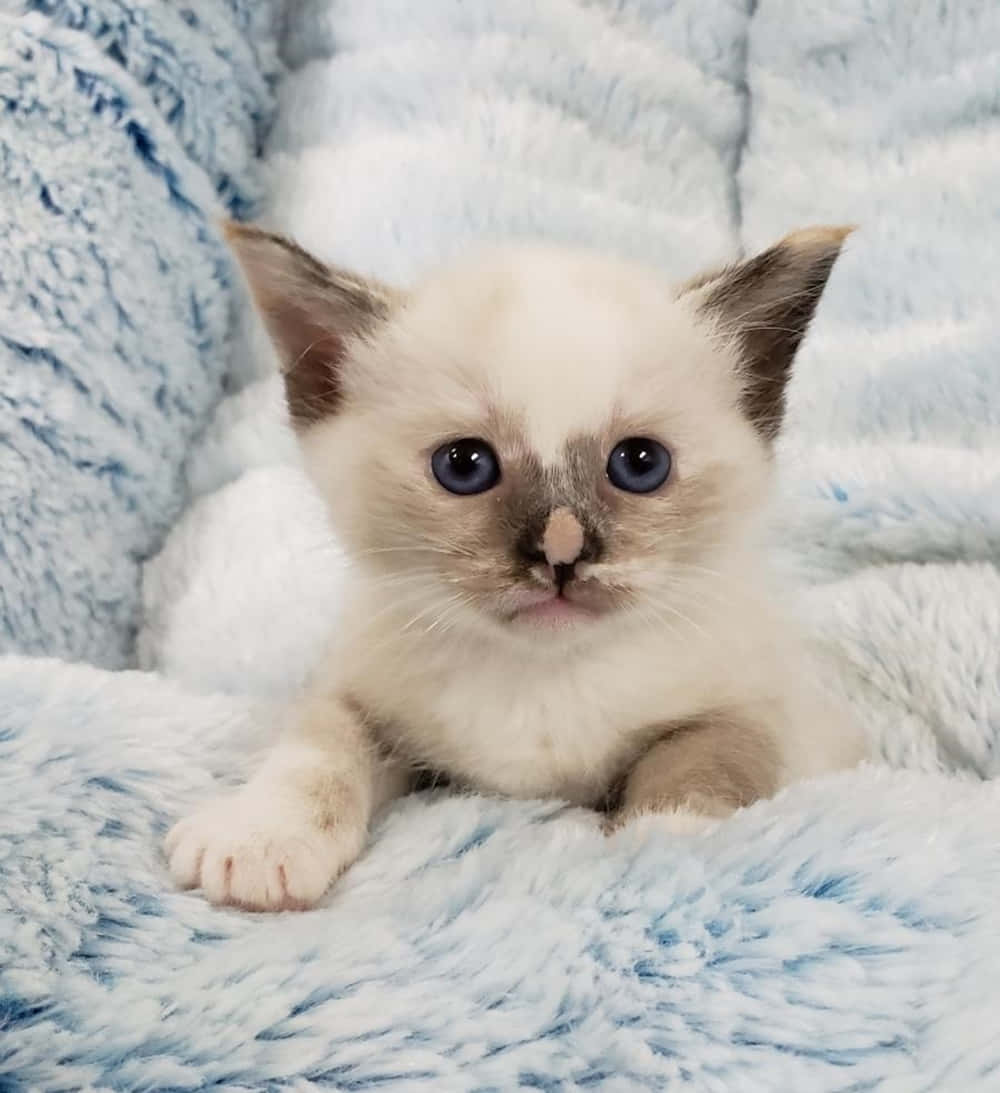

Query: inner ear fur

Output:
[686, 226, 853, 440]
[225, 222, 398, 427]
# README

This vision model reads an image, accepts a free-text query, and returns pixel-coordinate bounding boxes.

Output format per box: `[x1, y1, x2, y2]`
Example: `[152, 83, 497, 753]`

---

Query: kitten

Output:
[166, 225, 866, 910]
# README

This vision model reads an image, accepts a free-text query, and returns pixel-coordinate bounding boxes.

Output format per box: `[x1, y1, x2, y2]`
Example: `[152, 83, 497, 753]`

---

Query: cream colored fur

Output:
[167, 235, 866, 911]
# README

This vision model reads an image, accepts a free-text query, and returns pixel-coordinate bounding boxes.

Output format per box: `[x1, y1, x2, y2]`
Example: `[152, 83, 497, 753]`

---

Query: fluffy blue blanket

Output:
[0, 1, 281, 666]
[4, 1, 1000, 1089]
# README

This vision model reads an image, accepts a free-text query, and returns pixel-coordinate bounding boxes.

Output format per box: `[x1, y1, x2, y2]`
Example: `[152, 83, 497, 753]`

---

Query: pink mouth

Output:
[509, 593, 595, 626]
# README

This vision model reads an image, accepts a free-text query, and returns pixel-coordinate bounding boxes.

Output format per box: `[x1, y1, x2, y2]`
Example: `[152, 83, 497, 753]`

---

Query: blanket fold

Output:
[0, 3, 281, 666]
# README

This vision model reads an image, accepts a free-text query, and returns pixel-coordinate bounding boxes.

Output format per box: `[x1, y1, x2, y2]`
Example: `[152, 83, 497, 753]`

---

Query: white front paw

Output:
[165, 790, 365, 911]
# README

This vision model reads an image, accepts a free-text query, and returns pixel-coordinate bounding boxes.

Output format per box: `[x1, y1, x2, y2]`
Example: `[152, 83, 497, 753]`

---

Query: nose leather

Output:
[541, 507, 584, 567]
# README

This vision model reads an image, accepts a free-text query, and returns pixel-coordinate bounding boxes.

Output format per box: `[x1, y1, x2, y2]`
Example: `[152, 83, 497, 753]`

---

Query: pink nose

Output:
[541, 507, 584, 567]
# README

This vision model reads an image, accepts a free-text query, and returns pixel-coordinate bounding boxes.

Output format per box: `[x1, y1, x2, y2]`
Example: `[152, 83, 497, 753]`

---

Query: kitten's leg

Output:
[614, 715, 781, 833]
[165, 693, 408, 910]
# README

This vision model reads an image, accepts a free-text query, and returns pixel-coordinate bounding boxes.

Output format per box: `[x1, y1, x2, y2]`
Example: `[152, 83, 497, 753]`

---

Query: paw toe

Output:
[164, 795, 362, 911]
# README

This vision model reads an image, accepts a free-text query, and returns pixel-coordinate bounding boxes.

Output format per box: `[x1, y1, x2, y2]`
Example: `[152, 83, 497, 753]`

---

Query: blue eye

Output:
[431, 438, 501, 495]
[607, 437, 671, 493]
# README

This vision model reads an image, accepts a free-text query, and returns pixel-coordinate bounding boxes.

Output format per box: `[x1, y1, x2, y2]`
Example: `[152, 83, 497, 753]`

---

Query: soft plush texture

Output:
[746, 0, 1000, 776]
[4, 655, 1000, 1090]
[4, 0, 1000, 1088]
[263, 0, 749, 285]
[0, 2, 281, 667]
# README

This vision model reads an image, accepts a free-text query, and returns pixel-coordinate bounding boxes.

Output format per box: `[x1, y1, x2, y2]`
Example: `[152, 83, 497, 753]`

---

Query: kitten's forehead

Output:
[403, 246, 707, 462]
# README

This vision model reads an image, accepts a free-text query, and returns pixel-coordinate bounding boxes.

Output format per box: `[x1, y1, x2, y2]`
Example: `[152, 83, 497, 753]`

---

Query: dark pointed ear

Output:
[685, 226, 852, 440]
[224, 222, 398, 427]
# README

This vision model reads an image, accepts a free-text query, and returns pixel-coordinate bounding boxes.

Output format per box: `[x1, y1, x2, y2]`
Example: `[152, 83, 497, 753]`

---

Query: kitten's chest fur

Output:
[337, 600, 764, 805]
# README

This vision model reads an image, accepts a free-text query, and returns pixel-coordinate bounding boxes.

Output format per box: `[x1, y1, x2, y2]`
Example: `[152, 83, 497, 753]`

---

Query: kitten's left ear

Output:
[224, 222, 399, 427]
[685, 226, 853, 440]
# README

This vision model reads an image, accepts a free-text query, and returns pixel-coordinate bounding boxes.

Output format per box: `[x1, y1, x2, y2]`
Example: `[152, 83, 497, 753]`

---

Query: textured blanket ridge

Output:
[24, 0, 285, 216]
[0, 4, 281, 667]
[5, 0, 1000, 1089]
[744, 0, 1000, 774]
[264, 0, 750, 289]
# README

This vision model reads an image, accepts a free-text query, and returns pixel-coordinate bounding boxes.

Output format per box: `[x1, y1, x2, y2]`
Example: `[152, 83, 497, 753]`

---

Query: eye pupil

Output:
[607, 437, 671, 493]
[629, 444, 651, 468]
[451, 447, 479, 472]
[433, 438, 500, 495]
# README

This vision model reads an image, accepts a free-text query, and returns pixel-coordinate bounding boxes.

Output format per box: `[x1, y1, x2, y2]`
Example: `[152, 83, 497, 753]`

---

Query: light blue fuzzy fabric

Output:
[4, 658, 1000, 1090]
[25, 0, 283, 217]
[0, 3, 281, 667]
[266, 0, 749, 286]
[4, 1, 1000, 1089]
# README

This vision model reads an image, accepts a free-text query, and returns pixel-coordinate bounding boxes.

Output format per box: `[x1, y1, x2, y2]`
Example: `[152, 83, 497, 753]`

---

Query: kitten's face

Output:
[230, 229, 848, 642]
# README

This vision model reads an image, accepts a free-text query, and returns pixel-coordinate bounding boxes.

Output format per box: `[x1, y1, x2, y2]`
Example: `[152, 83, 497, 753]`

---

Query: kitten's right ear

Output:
[224, 222, 397, 427]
